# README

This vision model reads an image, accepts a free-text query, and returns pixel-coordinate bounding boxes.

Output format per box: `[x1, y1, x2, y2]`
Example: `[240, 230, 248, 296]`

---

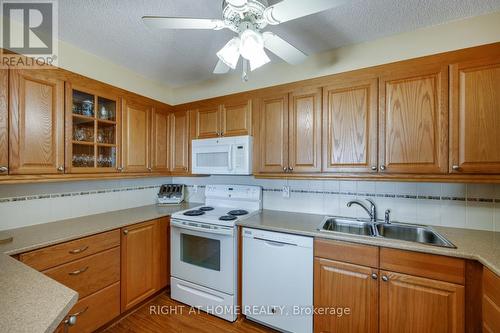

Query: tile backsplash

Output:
[0, 177, 171, 231]
[173, 176, 500, 232]
[1, 175, 500, 233]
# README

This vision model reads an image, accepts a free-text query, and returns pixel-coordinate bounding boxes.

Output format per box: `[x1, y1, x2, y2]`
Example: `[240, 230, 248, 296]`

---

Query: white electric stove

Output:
[170, 184, 262, 322]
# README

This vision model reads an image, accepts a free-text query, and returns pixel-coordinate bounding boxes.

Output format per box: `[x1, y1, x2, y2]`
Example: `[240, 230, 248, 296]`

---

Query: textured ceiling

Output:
[59, 0, 500, 87]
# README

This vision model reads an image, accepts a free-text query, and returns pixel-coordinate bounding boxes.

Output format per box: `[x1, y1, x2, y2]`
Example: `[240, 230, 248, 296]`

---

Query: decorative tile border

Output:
[261, 188, 499, 203]
[0, 185, 161, 203]
[1, 183, 499, 204]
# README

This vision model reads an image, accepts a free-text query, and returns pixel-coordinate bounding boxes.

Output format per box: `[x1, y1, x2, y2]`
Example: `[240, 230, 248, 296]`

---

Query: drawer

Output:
[380, 248, 465, 284]
[314, 238, 379, 268]
[65, 282, 120, 333]
[20, 229, 120, 271]
[43, 246, 120, 299]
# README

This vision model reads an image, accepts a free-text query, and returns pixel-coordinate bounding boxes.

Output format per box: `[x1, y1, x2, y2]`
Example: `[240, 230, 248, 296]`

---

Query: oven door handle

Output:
[171, 220, 234, 236]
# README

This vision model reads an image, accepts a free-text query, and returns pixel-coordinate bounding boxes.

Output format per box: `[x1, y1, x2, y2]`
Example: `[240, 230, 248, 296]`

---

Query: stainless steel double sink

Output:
[318, 217, 456, 248]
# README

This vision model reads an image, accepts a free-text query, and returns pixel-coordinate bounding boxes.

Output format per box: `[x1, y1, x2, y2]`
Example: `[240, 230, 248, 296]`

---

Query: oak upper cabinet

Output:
[151, 107, 170, 172]
[450, 58, 500, 174]
[379, 271, 464, 333]
[0, 69, 7, 175]
[221, 99, 252, 137]
[9, 69, 65, 174]
[170, 110, 190, 174]
[122, 98, 152, 173]
[259, 93, 289, 173]
[379, 64, 448, 174]
[322, 78, 378, 173]
[65, 83, 121, 173]
[192, 99, 252, 139]
[289, 87, 322, 173]
[314, 258, 378, 333]
[121, 220, 157, 311]
[193, 105, 220, 139]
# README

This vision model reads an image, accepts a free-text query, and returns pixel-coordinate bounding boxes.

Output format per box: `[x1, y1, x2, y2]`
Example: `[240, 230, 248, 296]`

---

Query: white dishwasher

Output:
[242, 228, 313, 333]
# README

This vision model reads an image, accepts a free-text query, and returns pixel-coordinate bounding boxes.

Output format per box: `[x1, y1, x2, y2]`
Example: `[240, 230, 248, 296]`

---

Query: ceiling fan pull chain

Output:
[242, 59, 249, 82]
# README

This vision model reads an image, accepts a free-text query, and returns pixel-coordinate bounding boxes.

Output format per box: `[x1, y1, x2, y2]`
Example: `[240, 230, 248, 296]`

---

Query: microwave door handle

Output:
[227, 146, 233, 171]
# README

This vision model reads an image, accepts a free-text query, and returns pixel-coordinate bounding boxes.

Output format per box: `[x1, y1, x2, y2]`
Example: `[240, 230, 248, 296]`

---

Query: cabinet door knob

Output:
[0, 166, 7, 173]
[371, 166, 377, 171]
[382, 275, 389, 282]
[371, 273, 378, 280]
[57, 166, 64, 172]
[288, 166, 293, 172]
[148, 167, 152, 172]
[123, 230, 128, 235]
[283, 167, 287, 172]
[117, 167, 123, 172]
[452, 165, 461, 171]
[380, 165, 386, 171]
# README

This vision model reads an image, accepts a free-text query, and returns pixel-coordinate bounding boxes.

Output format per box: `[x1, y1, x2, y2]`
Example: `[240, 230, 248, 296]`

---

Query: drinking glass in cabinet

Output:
[72, 154, 95, 167]
[97, 147, 116, 168]
[98, 97, 116, 121]
[73, 90, 95, 117]
[97, 125, 115, 144]
[73, 125, 94, 142]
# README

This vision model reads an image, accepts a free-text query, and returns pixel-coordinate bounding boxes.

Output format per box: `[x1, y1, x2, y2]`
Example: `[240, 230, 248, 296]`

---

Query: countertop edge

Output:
[236, 219, 500, 277]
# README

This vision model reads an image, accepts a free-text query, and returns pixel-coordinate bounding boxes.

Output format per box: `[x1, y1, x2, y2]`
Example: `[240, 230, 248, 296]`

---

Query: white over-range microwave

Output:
[191, 135, 253, 175]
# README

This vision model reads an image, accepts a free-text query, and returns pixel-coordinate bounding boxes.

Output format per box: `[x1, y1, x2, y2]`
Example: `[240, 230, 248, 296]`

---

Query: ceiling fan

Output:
[143, 0, 345, 80]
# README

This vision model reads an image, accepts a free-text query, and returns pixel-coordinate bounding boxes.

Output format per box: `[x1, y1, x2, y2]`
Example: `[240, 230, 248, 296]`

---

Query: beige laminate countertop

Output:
[237, 209, 500, 277]
[0, 202, 198, 333]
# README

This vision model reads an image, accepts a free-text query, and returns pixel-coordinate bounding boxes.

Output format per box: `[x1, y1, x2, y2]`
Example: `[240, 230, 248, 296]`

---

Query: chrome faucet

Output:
[347, 199, 377, 222]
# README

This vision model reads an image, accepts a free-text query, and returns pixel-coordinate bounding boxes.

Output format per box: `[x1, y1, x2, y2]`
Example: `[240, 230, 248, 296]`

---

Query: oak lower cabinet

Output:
[314, 258, 378, 333]
[0, 69, 7, 175]
[9, 69, 65, 175]
[483, 268, 500, 333]
[192, 99, 252, 139]
[314, 239, 465, 333]
[170, 110, 190, 174]
[122, 98, 152, 173]
[121, 217, 170, 311]
[20, 230, 121, 333]
[258, 88, 322, 174]
[379, 270, 464, 333]
[450, 58, 500, 174]
[379, 63, 448, 174]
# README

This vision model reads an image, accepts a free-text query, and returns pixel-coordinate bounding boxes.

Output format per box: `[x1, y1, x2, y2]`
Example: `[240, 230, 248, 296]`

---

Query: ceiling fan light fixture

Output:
[249, 47, 270, 71]
[239, 28, 264, 60]
[216, 37, 241, 69]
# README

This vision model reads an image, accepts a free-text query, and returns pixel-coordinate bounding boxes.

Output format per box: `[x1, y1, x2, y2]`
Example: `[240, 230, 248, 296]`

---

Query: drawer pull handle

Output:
[68, 267, 89, 276]
[70, 306, 89, 318]
[68, 246, 88, 254]
[0, 237, 13, 245]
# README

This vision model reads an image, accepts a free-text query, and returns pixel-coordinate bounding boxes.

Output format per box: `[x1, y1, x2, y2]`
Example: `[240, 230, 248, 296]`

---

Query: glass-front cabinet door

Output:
[65, 83, 121, 173]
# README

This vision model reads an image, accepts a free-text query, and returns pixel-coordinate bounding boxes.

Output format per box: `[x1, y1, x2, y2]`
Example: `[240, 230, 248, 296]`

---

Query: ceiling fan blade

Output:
[264, 0, 345, 25]
[263, 32, 307, 65]
[142, 16, 225, 30]
[213, 59, 231, 74]
[226, 0, 248, 10]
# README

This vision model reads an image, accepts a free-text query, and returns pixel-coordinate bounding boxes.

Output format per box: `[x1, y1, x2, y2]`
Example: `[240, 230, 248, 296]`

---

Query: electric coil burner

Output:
[219, 215, 238, 221]
[183, 210, 205, 216]
[228, 209, 249, 216]
[199, 206, 215, 211]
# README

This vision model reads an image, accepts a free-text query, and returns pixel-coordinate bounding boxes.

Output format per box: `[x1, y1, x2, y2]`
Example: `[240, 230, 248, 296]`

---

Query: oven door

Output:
[171, 219, 235, 295]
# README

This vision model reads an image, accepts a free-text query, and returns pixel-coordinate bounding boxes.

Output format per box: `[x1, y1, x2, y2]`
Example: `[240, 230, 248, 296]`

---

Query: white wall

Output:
[57, 40, 175, 104]
[174, 176, 500, 232]
[172, 11, 500, 104]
